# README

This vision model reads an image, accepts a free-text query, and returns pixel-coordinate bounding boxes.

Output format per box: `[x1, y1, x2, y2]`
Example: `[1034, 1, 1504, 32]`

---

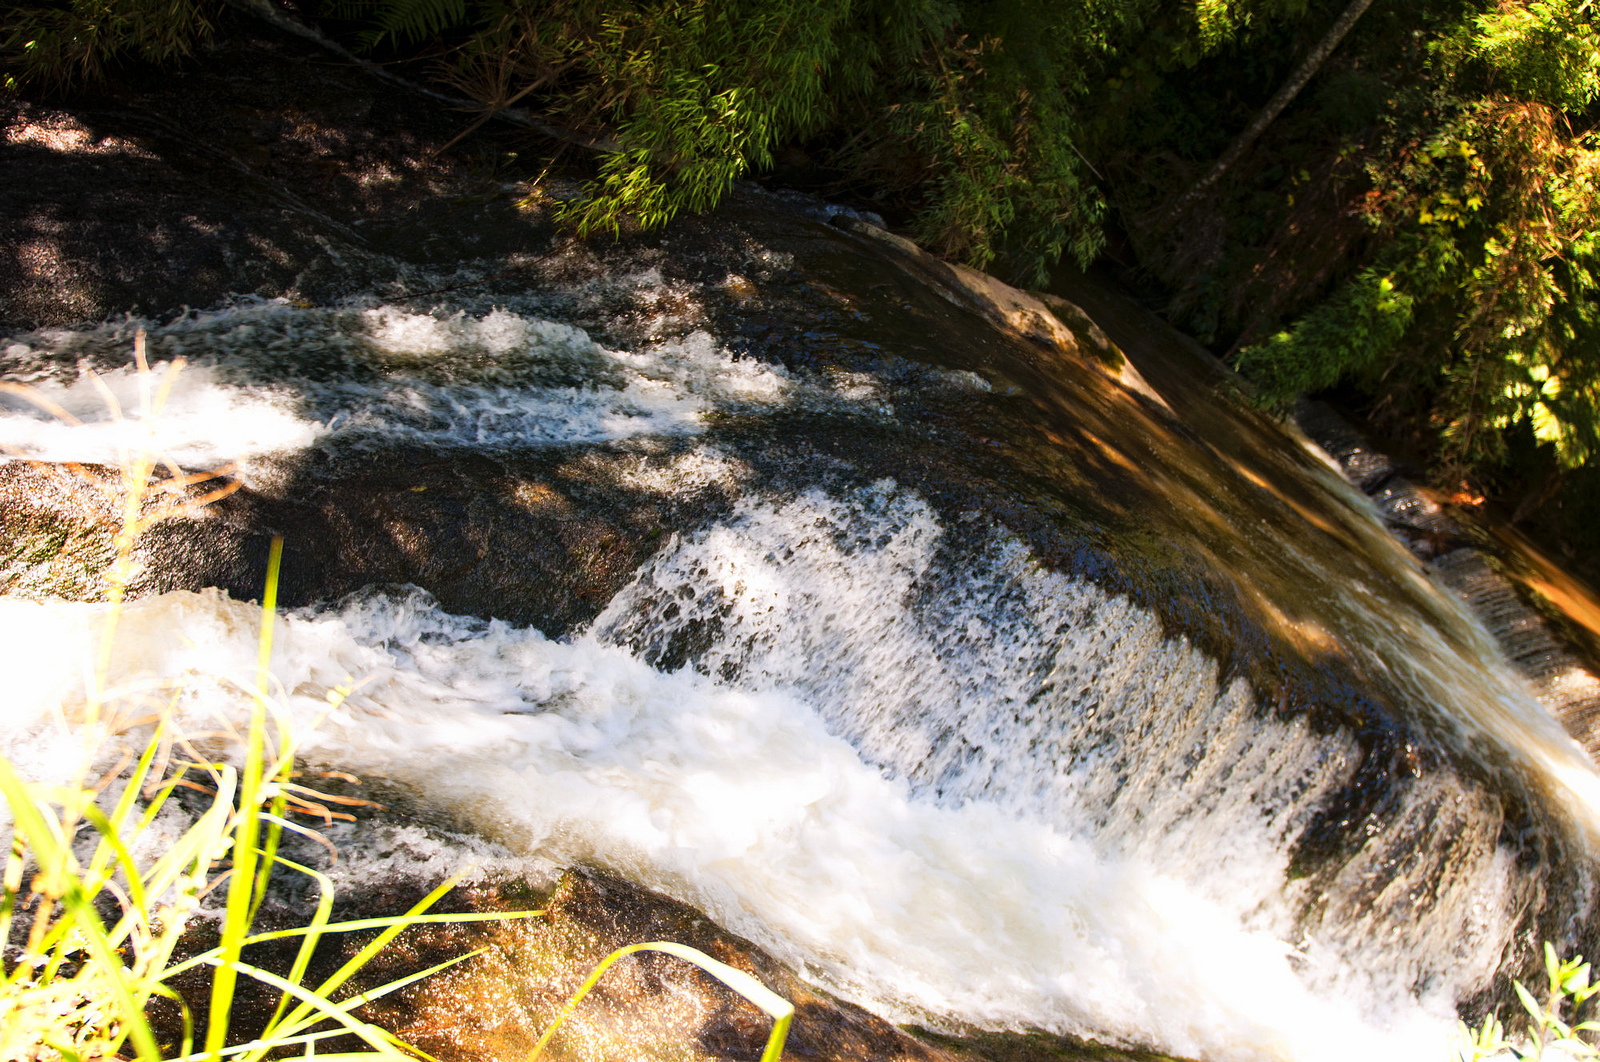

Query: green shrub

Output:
[323, 0, 1186, 282]
[2, 0, 220, 93]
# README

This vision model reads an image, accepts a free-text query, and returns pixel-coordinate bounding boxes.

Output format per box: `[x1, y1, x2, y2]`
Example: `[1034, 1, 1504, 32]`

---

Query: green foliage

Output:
[1, 0, 221, 93]
[1093, 0, 1600, 486]
[1235, 83, 1600, 474]
[1466, 1, 1600, 111]
[873, 2, 1138, 281]
[559, 0, 858, 237]
[1459, 943, 1600, 1061]
[339, 0, 469, 47]
[0, 0, 1295, 286]
[1234, 237, 1442, 400]
[319, 0, 1204, 282]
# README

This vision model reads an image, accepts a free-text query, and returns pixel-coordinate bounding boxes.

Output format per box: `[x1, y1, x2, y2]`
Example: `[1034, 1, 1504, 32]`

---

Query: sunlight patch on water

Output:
[0, 360, 323, 469]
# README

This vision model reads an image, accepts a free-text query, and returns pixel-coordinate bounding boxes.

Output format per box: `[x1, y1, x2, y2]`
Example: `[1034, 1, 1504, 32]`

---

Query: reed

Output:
[527, 940, 793, 1062]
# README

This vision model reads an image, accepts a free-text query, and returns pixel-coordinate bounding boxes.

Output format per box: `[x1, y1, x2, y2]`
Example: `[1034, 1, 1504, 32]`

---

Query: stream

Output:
[2, 191, 1598, 1062]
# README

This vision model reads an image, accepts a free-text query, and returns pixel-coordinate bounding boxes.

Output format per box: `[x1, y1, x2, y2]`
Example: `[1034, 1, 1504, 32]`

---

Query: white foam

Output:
[0, 481, 1528, 1062]
[591, 485, 1526, 1006]
[0, 362, 325, 469]
[0, 587, 1459, 1062]
[0, 294, 1583, 1059]
[0, 302, 865, 478]
[608, 446, 752, 494]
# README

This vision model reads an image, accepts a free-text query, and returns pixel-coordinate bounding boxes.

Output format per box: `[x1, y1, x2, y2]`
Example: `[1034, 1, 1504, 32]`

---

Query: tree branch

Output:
[1165, 0, 1378, 226]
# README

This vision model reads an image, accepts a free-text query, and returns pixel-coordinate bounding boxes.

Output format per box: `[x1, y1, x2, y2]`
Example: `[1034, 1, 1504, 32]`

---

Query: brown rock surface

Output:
[328, 868, 1179, 1062]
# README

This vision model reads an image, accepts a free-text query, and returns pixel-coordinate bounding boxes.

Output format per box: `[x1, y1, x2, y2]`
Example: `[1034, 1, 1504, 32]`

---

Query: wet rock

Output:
[414, 869, 960, 1062]
[8, 15, 1600, 1052]
[0, 461, 120, 599]
[1290, 401, 1400, 494]
[135, 778, 1182, 1062]
[825, 216, 1159, 405]
[0, 21, 1454, 738]
[322, 867, 1157, 1062]
[0, 446, 734, 635]
[1432, 547, 1600, 754]
[1294, 399, 1600, 761]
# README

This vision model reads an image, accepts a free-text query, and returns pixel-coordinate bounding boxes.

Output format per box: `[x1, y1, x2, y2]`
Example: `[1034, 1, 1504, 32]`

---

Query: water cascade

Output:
[2, 198, 1597, 1062]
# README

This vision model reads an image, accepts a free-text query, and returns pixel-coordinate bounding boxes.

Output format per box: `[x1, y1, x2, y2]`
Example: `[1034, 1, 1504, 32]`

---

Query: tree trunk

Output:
[1165, 0, 1378, 225]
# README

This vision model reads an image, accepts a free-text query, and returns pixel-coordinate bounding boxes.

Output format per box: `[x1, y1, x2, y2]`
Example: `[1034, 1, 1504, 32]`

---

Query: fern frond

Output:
[327, 0, 470, 47]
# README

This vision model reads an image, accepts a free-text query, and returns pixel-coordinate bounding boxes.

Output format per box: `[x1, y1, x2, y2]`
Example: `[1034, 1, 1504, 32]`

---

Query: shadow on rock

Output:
[0, 441, 739, 636]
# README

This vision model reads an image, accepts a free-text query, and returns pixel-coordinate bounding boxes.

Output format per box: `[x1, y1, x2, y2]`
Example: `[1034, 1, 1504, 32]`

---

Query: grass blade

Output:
[272, 870, 468, 1038]
[525, 940, 793, 1062]
[0, 759, 163, 1061]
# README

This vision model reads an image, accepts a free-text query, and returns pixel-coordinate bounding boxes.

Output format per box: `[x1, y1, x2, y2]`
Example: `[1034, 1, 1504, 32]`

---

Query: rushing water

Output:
[3, 204, 1599, 1062]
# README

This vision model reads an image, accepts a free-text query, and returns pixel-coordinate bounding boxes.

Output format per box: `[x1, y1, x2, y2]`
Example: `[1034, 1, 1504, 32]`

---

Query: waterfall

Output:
[3, 221, 1599, 1062]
